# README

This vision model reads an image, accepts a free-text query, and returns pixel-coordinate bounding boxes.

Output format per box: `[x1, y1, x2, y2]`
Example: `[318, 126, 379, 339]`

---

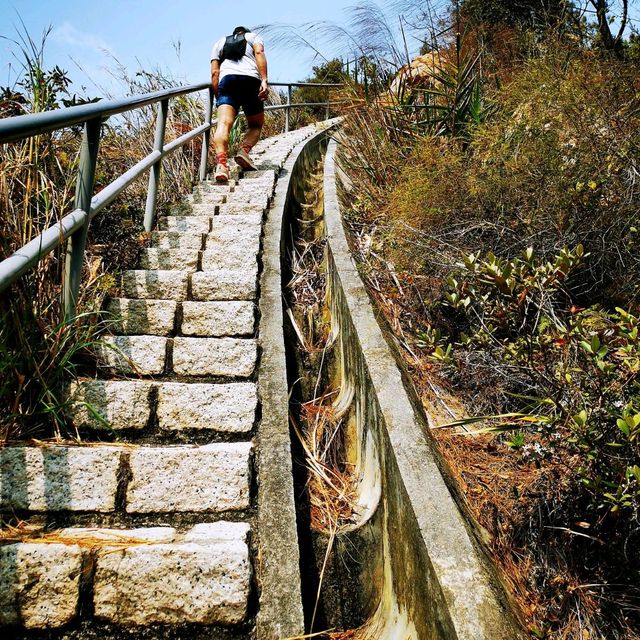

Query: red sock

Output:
[241, 143, 252, 154]
[216, 152, 228, 166]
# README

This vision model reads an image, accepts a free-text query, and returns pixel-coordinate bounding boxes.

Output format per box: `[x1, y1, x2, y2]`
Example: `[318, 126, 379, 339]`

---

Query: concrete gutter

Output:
[256, 123, 338, 639]
[322, 138, 525, 639]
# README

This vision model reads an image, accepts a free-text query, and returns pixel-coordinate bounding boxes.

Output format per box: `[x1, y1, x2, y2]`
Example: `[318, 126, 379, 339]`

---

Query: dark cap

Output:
[233, 26, 249, 35]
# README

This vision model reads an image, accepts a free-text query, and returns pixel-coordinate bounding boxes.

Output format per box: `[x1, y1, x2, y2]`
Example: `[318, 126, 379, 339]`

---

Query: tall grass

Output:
[0, 27, 205, 442]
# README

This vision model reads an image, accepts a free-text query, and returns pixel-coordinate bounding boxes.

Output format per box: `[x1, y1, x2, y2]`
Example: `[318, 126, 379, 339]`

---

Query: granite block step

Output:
[149, 231, 204, 250]
[105, 298, 177, 335]
[158, 216, 211, 233]
[0, 443, 251, 514]
[156, 382, 257, 432]
[139, 248, 199, 271]
[201, 237, 261, 271]
[122, 270, 189, 300]
[126, 442, 252, 513]
[97, 335, 167, 376]
[181, 301, 255, 337]
[191, 268, 258, 301]
[65, 379, 152, 430]
[172, 337, 257, 377]
[0, 522, 251, 628]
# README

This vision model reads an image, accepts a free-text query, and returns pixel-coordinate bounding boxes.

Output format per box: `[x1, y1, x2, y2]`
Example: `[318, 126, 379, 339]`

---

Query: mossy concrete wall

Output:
[321, 138, 525, 640]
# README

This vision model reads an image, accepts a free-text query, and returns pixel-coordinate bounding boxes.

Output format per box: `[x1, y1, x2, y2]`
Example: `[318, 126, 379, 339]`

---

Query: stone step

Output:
[0, 443, 252, 513]
[191, 268, 258, 301]
[188, 202, 222, 216]
[155, 382, 257, 432]
[189, 184, 234, 201]
[149, 231, 204, 249]
[181, 301, 255, 337]
[98, 335, 167, 375]
[65, 379, 257, 433]
[122, 270, 189, 300]
[217, 202, 266, 216]
[0, 522, 250, 628]
[158, 215, 211, 233]
[105, 298, 177, 335]
[206, 224, 261, 250]
[241, 169, 277, 183]
[181, 193, 226, 210]
[210, 213, 263, 231]
[126, 442, 252, 512]
[202, 235, 261, 271]
[173, 337, 257, 377]
[139, 248, 200, 271]
[65, 379, 152, 430]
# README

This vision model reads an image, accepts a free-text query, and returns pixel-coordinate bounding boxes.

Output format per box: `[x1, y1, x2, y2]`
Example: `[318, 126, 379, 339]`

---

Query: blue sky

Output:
[0, 0, 374, 96]
[2, 1, 638, 99]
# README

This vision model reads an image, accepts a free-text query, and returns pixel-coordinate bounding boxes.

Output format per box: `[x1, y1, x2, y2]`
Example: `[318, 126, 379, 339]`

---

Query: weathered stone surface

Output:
[159, 216, 211, 233]
[126, 443, 252, 512]
[149, 231, 203, 249]
[191, 268, 258, 301]
[58, 527, 176, 544]
[229, 187, 270, 202]
[189, 184, 233, 201]
[189, 200, 224, 214]
[172, 337, 257, 377]
[201, 235, 260, 271]
[98, 335, 167, 375]
[241, 169, 277, 185]
[210, 213, 263, 234]
[184, 521, 250, 543]
[181, 301, 255, 336]
[207, 218, 262, 245]
[188, 192, 226, 205]
[93, 538, 250, 625]
[0, 543, 83, 628]
[106, 298, 177, 335]
[140, 248, 199, 271]
[156, 382, 257, 432]
[122, 270, 188, 300]
[65, 379, 151, 430]
[0, 446, 122, 512]
[218, 202, 265, 216]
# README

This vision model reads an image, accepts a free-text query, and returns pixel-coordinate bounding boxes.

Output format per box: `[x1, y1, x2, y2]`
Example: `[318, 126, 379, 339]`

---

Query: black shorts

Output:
[217, 75, 263, 116]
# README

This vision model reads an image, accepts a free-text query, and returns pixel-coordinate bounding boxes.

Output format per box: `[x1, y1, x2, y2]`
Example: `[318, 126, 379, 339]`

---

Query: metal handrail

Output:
[0, 80, 340, 318]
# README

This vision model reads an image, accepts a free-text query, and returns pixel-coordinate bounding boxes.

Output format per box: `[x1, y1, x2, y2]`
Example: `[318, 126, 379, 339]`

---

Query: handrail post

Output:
[63, 117, 101, 321]
[285, 84, 292, 133]
[199, 86, 214, 181]
[325, 99, 330, 121]
[144, 99, 169, 232]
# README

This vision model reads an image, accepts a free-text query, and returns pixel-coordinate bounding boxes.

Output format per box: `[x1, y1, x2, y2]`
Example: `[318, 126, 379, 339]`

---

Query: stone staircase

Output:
[0, 126, 318, 634]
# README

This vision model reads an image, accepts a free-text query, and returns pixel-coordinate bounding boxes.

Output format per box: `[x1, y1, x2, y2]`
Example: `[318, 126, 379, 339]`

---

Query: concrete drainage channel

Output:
[279, 134, 525, 639]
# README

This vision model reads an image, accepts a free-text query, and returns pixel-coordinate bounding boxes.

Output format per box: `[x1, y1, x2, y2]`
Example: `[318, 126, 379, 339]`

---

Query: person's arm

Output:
[253, 42, 268, 100]
[211, 59, 220, 95]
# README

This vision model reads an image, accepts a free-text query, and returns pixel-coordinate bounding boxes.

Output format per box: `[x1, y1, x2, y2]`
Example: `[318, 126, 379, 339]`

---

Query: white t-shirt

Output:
[210, 32, 264, 80]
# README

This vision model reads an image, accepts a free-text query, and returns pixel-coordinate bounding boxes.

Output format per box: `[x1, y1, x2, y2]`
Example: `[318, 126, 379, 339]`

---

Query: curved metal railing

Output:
[0, 80, 340, 317]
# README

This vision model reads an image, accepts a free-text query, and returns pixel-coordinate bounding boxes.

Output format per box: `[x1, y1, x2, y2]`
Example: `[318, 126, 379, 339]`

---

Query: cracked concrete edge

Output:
[256, 125, 336, 639]
[323, 139, 526, 640]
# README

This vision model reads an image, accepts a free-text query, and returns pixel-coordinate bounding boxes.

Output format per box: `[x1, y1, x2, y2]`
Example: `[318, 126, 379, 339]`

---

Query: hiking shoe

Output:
[234, 148, 258, 171]
[214, 163, 230, 183]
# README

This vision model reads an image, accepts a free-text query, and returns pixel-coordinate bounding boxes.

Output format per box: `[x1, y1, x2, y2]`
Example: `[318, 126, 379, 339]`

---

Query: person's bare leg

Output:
[235, 111, 264, 170]
[242, 112, 264, 150]
[213, 104, 236, 181]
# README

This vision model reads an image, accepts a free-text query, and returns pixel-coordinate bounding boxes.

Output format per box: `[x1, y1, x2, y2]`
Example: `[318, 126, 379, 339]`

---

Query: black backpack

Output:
[220, 33, 247, 63]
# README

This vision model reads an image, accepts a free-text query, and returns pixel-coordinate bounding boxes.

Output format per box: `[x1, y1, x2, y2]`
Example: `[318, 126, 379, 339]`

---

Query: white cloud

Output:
[51, 22, 114, 57]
